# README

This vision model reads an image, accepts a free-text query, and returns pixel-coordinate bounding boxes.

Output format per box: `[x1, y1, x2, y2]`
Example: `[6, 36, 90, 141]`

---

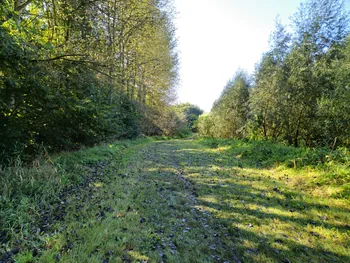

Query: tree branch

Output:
[15, 0, 33, 12]
[30, 54, 87, 62]
[60, 58, 108, 68]
[86, 65, 113, 79]
[30, 54, 108, 68]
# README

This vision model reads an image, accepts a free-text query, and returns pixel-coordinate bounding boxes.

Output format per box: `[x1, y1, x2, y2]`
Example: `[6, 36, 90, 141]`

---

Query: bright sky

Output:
[174, 0, 304, 112]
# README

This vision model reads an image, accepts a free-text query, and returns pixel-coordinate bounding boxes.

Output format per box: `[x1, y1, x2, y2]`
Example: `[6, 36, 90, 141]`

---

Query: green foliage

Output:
[0, 0, 179, 162]
[315, 36, 350, 145]
[0, 138, 149, 255]
[138, 104, 190, 137]
[154, 109, 189, 137]
[200, 70, 250, 138]
[196, 114, 215, 137]
[200, 0, 350, 148]
[173, 103, 204, 132]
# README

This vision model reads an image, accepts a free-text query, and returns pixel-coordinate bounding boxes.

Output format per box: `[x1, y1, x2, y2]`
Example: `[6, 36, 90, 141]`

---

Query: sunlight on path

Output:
[30, 139, 349, 263]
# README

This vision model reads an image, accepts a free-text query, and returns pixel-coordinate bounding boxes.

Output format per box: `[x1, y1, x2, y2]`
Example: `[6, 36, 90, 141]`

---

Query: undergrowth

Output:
[199, 138, 350, 200]
[0, 138, 150, 258]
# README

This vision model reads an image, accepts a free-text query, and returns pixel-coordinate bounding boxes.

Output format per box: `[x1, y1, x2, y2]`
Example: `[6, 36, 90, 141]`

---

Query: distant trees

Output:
[0, 0, 179, 162]
[173, 103, 203, 132]
[196, 114, 215, 137]
[198, 0, 350, 147]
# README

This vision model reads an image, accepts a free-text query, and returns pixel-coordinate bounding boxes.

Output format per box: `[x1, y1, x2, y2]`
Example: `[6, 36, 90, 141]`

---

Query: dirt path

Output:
[115, 139, 242, 263]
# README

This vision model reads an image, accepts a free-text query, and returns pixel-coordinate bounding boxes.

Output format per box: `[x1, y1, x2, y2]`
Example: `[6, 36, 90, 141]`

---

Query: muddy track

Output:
[123, 140, 242, 263]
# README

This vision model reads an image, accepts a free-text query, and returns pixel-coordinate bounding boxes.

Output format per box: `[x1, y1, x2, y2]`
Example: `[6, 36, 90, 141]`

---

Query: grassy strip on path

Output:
[2, 138, 349, 262]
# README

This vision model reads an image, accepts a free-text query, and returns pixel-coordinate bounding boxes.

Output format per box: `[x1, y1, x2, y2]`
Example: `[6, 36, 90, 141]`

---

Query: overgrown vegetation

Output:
[198, 138, 350, 198]
[0, 0, 182, 162]
[189, 138, 350, 262]
[198, 0, 350, 147]
[0, 138, 150, 262]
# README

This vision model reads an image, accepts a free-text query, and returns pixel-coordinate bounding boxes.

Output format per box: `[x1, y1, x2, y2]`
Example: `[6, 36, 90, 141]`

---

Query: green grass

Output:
[1, 138, 349, 262]
[192, 138, 350, 262]
[0, 138, 150, 261]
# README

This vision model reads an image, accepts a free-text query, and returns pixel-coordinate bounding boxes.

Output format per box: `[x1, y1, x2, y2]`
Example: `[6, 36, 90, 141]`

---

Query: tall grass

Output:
[0, 139, 148, 251]
[199, 138, 350, 199]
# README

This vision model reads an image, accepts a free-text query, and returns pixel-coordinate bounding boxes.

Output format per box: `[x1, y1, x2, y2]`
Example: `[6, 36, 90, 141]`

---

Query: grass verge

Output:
[0, 138, 151, 262]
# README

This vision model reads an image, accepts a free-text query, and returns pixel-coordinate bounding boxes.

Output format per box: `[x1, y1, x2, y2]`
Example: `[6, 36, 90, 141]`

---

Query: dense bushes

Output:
[206, 71, 250, 138]
[0, 36, 140, 161]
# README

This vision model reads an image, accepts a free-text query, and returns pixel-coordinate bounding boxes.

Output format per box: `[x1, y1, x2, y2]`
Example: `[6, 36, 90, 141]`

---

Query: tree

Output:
[209, 70, 250, 138]
[197, 114, 215, 137]
[173, 103, 204, 132]
[250, 0, 350, 146]
[250, 20, 291, 140]
[283, 0, 349, 146]
[315, 36, 350, 146]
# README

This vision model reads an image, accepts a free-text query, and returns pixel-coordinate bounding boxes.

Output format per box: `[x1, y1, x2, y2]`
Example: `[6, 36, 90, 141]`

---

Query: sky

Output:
[174, 0, 349, 112]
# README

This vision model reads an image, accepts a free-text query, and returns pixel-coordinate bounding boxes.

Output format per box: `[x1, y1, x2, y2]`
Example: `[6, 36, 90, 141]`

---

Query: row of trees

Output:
[198, 0, 350, 147]
[0, 0, 180, 162]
